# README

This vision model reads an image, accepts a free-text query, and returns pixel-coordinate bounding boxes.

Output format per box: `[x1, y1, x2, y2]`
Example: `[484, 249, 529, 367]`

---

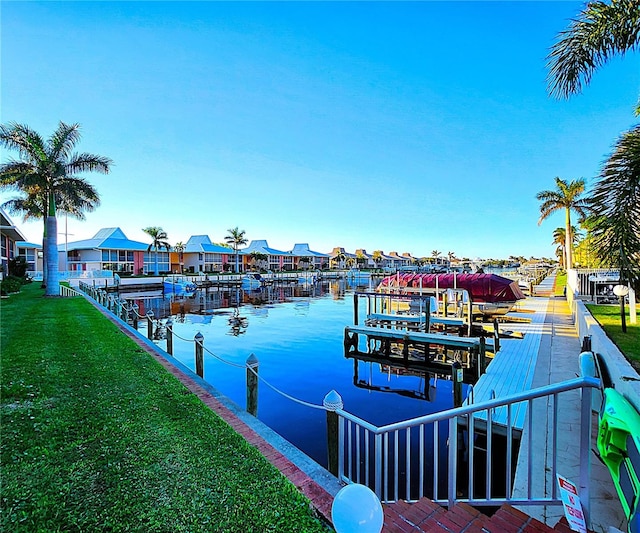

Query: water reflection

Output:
[228, 307, 249, 336]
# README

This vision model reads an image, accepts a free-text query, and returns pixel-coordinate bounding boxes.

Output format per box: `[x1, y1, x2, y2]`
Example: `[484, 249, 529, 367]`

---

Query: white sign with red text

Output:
[557, 475, 587, 533]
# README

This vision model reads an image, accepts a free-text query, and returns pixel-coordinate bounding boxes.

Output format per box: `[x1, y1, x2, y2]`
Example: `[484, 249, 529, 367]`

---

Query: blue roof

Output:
[290, 243, 329, 257]
[59, 227, 149, 252]
[185, 235, 232, 254]
[16, 241, 42, 249]
[241, 239, 290, 256]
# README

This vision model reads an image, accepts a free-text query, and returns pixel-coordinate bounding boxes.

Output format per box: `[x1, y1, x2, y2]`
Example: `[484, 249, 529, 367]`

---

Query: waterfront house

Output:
[181, 235, 232, 273]
[58, 227, 156, 274]
[242, 240, 293, 272]
[0, 207, 27, 278]
[290, 243, 330, 270]
[329, 247, 357, 269]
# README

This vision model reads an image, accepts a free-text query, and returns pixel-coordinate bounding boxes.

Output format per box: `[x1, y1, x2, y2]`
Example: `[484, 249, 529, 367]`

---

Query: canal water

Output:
[125, 280, 466, 476]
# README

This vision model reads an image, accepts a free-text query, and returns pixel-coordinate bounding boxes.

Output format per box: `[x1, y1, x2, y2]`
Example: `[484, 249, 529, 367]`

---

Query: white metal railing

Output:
[59, 285, 83, 297]
[336, 376, 600, 515]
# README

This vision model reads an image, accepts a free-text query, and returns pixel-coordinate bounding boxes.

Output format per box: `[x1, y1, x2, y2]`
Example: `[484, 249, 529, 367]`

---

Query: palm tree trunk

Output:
[565, 209, 573, 269]
[154, 249, 159, 275]
[44, 192, 59, 296]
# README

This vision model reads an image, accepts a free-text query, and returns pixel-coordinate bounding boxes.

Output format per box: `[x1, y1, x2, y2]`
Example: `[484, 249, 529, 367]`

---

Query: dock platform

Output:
[464, 297, 550, 436]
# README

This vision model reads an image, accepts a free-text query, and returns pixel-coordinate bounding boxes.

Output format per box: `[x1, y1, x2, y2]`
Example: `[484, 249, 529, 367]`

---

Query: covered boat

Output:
[378, 273, 526, 316]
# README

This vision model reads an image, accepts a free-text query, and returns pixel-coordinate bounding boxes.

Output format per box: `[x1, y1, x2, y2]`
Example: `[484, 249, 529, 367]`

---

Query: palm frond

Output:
[590, 124, 640, 290]
[49, 122, 82, 162]
[547, 0, 640, 99]
[66, 152, 112, 174]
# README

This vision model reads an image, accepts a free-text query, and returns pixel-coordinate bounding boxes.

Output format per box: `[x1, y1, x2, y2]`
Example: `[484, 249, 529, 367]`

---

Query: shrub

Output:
[1, 276, 23, 295]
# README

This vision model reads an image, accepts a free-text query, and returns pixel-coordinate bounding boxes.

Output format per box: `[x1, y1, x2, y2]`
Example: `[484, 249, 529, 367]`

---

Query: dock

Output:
[463, 296, 549, 437]
[344, 325, 493, 381]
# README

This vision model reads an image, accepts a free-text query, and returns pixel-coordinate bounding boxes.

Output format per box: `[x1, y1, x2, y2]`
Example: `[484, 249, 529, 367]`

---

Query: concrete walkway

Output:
[514, 282, 626, 532]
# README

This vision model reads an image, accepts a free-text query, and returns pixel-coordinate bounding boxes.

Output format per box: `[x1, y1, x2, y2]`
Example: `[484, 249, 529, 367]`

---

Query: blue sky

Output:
[1, 1, 638, 260]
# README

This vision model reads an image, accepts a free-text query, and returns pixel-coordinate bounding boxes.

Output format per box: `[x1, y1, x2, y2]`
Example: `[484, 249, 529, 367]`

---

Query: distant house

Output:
[16, 241, 43, 274]
[0, 207, 27, 278]
[354, 249, 374, 269]
[329, 247, 357, 269]
[181, 235, 232, 273]
[290, 243, 329, 270]
[242, 240, 292, 271]
[59, 227, 156, 274]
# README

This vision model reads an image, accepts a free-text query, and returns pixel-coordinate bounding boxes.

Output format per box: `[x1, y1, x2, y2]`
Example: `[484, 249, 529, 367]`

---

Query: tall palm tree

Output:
[0, 121, 111, 296]
[547, 0, 640, 287]
[431, 250, 441, 265]
[143, 226, 170, 275]
[224, 227, 247, 273]
[589, 126, 640, 289]
[552, 226, 581, 269]
[536, 177, 589, 270]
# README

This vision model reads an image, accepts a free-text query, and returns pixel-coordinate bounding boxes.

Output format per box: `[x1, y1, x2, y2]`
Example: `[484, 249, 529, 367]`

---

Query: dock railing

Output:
[333, 376, 600, 519]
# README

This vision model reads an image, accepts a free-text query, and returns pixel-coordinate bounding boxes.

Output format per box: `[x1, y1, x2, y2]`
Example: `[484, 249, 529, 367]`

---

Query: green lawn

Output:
[586, 304, 640, 364]
[1, 284, 330, 533]
[554, 271, 567, 297]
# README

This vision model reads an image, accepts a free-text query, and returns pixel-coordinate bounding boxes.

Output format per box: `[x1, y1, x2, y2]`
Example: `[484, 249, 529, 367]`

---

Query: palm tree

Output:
[143, 226, 170, 275]
[547, 1, 640, 287]
[589, 126, 640, 289]
[536, 177, 589, 270]
[173, 241, 185, 273]
[372, 250, 384, 270]
[431, 250, 441, 265]
[552, 226, 581, 269]
[0, 121, 111, 296]
[225, 227, 247, 273]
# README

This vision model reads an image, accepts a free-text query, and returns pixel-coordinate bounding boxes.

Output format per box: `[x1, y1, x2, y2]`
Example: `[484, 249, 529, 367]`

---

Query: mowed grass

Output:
[586, 304, 640, 363]
[1, 284, 329, 533]
[553, 271, 567, 297]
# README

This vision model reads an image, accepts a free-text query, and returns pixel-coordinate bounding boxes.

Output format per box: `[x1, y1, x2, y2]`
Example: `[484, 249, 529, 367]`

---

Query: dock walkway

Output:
[466, 296, 550, 434]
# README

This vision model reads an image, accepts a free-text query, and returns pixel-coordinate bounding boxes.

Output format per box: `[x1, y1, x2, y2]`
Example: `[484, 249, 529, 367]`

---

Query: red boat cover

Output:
[378, 273, 526, 303]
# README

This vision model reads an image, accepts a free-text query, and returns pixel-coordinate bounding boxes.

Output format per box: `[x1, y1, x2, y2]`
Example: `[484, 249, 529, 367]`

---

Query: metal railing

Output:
[335, 376, 600, 515]
[59, 285, 83, 297]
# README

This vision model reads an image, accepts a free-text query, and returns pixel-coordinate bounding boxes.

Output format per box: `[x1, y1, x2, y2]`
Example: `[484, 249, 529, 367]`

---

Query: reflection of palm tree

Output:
[225, 227, 247, 273]
[143, 226, 170, 275]
[0, 121, 111, 295]
[536, 177, 588, 270]
[228, 307, 249, 336]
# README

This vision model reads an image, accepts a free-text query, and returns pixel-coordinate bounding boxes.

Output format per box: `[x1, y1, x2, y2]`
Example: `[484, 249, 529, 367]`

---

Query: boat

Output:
[378, 272, 526, 317]
[163, 274, 197, 294]
[241, 273, 264, 290]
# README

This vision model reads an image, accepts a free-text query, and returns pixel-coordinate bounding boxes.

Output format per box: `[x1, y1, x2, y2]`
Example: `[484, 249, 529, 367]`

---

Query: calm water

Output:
[126, 280, 464, 469]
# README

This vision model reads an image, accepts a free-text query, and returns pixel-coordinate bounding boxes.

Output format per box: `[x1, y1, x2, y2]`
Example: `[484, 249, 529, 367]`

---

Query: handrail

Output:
[335, 375, 600, 518]
[336, 376, 598, 435]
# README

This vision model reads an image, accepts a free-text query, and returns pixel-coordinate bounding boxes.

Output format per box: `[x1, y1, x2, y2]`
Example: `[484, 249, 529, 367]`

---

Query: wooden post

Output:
[166, 318, 173, 356]
[353, 293, 359, 325]
[478, 337, 487, 376]
[147, 310, 154, 340]
[246, 353, 259, 416]
[442, 291, 448, 317]
[493, 318, 500, 353]
[323, 390, 343, 477]
[452, 360, 463, 408]
[424, 299, 430, 333]
[195, 332, 204, 378]
[132, 305, 139, 330]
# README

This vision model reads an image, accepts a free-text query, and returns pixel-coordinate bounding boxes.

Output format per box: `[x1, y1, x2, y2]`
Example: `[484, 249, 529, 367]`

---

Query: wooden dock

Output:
[464, 297, 550, 437]
[344, 325, 493, 381]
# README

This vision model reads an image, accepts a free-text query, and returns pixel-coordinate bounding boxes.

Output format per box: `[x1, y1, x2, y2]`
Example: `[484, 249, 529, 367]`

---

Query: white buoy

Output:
[331, 483, 384, 533]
